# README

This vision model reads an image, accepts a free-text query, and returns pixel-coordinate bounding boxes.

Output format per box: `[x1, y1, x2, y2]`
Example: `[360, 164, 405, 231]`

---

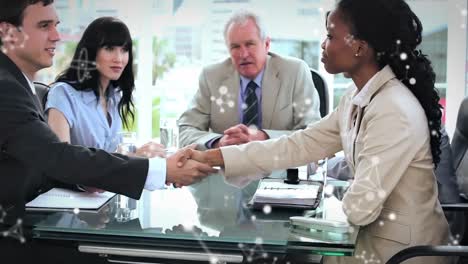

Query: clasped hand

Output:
[165, 144, 218, 187]
[214, 124, 268, 148]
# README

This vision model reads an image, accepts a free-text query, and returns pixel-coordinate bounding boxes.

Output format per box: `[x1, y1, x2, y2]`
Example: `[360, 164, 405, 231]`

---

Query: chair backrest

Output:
[310, 68, 329, 118]
[453, 97, 468, 197]
[33, 82, 50, 110]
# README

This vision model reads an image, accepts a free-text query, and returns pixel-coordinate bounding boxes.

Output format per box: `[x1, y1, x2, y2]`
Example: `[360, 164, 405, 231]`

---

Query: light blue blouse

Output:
[45, 82, 123, 152]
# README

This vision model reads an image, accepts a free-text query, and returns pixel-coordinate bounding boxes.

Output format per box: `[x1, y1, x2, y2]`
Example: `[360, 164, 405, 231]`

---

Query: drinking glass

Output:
[114, 195, 136, 223]
[160, 118, 179, 155]
[117, 132, 137, 154]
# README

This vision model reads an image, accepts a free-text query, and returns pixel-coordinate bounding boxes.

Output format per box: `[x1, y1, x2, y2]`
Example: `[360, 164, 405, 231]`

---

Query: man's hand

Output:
[166, 147, 217, 187]
[135, 141, 166, 158]
[214, 124, 268, 147]
[80, 186, 105, 193]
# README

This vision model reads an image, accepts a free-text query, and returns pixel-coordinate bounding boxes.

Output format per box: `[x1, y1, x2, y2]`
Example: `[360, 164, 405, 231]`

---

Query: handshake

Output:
[165, 144, 222, 188]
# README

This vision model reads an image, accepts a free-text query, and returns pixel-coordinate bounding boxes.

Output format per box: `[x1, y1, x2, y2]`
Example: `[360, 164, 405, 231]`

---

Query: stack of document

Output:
[251, 179, 322, 209]
[26, 188, 116, 212]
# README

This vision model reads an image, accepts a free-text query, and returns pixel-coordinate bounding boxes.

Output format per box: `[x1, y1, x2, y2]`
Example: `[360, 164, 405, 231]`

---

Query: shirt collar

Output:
[351, 65, 396, 107]
[240, 67, 265, 93]
[21, 72, 36, 95]
[82, 85, 120, 105]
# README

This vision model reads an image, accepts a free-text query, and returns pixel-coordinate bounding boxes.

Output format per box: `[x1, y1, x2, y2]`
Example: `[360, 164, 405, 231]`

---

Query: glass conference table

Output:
[23, 172, 358, 264]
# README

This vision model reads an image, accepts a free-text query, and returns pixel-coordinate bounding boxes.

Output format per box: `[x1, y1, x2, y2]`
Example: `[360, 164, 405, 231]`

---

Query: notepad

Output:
[251, 179, 322, 209]
[26, 188, 116, 212]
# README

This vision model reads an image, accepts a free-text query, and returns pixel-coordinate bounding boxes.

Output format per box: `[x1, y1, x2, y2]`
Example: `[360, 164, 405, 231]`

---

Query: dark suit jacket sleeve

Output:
[0, 78, 148, 200]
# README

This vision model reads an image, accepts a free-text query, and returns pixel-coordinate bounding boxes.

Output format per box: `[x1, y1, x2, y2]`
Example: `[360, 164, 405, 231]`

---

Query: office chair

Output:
[454, 97, 468, 200]
[386, 97, 468, 264]
[33, 82, 50, 110]
[310, 68, 329, 118]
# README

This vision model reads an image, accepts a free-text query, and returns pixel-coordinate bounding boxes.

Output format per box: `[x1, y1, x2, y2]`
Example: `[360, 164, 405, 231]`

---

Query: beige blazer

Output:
[221, 66, 451, 264]
[178, 52, 321, 150]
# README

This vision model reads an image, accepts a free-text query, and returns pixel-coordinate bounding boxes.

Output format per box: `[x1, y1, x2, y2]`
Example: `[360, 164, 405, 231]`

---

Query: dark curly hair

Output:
[336, 0, 442, 166]
[55, 17, 135, 129]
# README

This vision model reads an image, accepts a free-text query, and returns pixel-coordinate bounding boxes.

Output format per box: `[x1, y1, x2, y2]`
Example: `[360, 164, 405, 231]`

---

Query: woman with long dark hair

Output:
[181, 0, 452, 263]
[46, 17, 164, 158]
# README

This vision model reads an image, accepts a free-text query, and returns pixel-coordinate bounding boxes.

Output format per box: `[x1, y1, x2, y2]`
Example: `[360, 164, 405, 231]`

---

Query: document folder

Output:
[250, 179, 323, 209]
[26, 188, 116, 212]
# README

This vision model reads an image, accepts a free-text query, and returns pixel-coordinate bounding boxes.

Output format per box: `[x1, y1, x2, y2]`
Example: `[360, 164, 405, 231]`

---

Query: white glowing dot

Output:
[251, 215, 256, 221]
[324, 185, 334, 196]
[365, 192, 375, 201]
[409, 78, 416, 85]
[216, 98, 223, 105]
[292, 102, 297, 108]
[329, 23, 335, 29]
[396, 39, 401, 45]
[462, 9, 467, 16]
[305, 98, 312, 105]
[431, 130, 437, 136]
[227, 100, 235, 108]
[73, 208, 80, 214]
[400, 52, 408, 60]
[388, 213, 396, 220]
[248, 125, 258, 131]
[183, 224, 194, 231]
[405, 65, 410, 70]
[318, 7, 324, 13]
[238, 243, 244, 248]
[378, 220, 384, 226]
[219, 85, 228, 95]
[348, 226, 355, 233]
[210, 96, 216, 101]
[241, 103, 248, 110]
[298, 112, 304, 118]
[220, 108, 225, 113]
[255, 237, 263, 244]
[377, 190, 386, 198]
[247, 256, 253, 262]
[210, 257, 219, 264]
[263, 205, 272, 214]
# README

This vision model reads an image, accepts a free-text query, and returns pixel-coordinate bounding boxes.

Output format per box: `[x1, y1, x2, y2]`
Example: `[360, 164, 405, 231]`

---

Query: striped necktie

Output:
[242, 80, 259, 127]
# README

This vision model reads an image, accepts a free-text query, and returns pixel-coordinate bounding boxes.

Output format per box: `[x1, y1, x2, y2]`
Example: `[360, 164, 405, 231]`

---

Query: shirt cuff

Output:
[144, 157, 167, 190]
[206, 136, 222, 149]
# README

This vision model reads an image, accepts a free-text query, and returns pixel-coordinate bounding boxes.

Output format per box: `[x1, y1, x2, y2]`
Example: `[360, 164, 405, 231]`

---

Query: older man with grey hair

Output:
[178, 10, 320, 150]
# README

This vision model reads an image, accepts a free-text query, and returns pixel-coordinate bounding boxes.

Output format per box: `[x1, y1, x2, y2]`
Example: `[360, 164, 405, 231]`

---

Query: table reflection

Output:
[26, 170, 357, 260]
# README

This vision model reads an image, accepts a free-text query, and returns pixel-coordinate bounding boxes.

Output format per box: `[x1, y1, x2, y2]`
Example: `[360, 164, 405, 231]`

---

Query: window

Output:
[38, 0, 465, 139]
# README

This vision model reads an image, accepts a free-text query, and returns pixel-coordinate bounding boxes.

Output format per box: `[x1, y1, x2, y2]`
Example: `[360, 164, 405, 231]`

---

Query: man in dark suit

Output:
[0, 0, 214, 253]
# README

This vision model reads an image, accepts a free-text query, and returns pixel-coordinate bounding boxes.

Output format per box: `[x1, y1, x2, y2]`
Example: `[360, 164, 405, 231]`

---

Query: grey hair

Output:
[223, 10, 268, 42]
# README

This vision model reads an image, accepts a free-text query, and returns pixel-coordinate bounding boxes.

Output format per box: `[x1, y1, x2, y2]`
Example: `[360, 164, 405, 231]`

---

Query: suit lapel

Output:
[220, 70, 241, 125]
[0, 53, 45, 120]
[261, 55, 280, 128]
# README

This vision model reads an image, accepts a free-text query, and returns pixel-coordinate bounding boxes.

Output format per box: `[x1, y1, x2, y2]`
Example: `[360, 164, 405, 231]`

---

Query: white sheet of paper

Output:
[26, 188, 116, 211]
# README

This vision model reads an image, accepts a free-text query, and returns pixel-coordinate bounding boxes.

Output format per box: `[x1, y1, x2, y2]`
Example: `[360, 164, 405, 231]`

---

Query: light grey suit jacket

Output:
[220, 66, 451, 264]
[178, 52, 320, 150]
